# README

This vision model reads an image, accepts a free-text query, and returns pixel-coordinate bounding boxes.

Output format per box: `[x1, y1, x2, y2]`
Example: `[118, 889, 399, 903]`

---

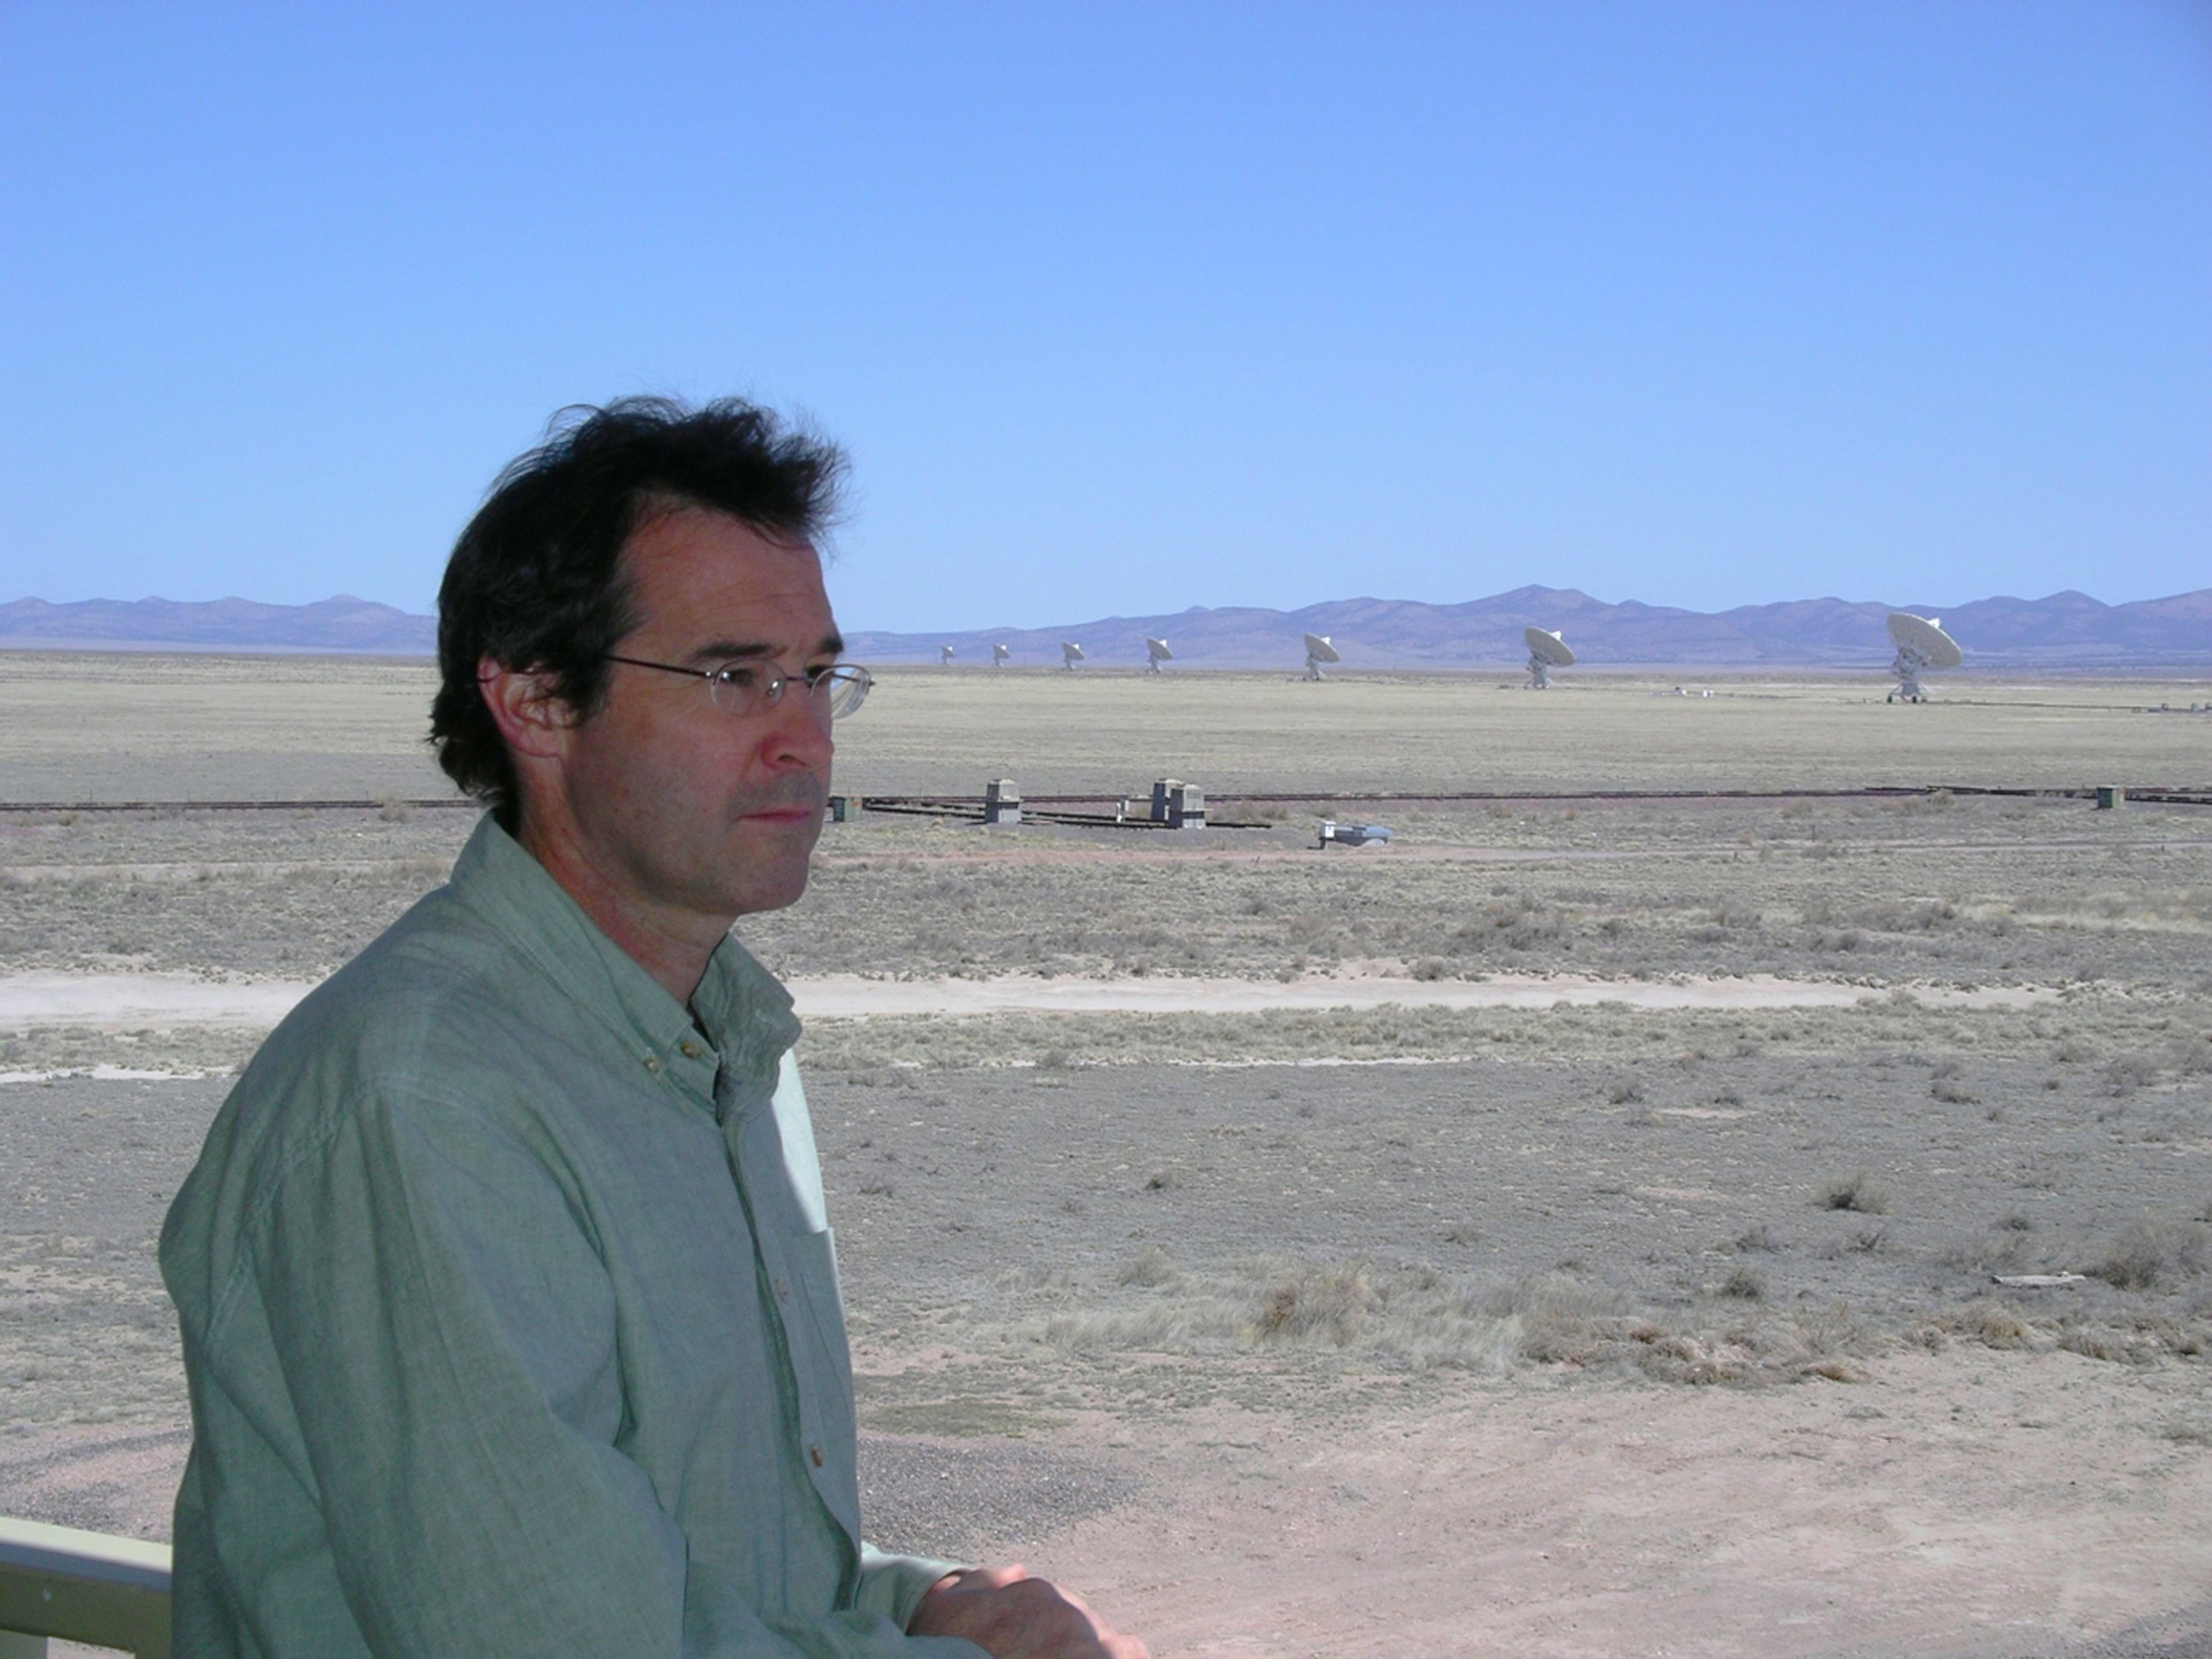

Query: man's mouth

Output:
[739, 788, 826, 825]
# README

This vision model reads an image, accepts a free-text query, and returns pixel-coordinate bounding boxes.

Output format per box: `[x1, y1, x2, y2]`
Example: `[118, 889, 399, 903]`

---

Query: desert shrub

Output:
[2091, 1219, 2210, 1291]
[1474, 1273, 1630, 1366]
[1731, 1223, 1778, 1253]
[1117, 1246, 1180, 1288]
[1254, 1262, 1376, 1345]
[1444, 893, 1564, 954]
[1822, 1170, 1892, 1215]
[1958, 1301, 2035, 1350]
[1602, 1074, 1645, 1105]
[1862, 898, 1958, 932]
[1039, 1300, 1245, 1354]
[2102, 1054, 2158, 1095]
[2056, 1315, 2202, 1365]
[1719, 1265, 1766, 1300]
[1938, 1228, 2029, 1275]
[1930, 1063, 1977, 1104]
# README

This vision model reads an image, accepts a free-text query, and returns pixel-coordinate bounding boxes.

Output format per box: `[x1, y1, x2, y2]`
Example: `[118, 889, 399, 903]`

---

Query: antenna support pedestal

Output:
[984, 779, 1022, 825]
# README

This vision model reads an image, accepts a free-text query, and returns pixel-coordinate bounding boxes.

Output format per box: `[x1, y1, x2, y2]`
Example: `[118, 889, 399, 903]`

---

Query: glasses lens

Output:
[702, 662, 870, 719]
[706, 664, 765, 715]
[823, 666, 871, 720]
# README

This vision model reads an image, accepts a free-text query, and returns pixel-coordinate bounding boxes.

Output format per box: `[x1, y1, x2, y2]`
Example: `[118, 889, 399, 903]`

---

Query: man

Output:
[161, 397, 1148, 1658]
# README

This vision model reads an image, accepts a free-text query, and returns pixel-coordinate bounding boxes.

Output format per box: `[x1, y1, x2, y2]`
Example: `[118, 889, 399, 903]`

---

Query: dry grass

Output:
[1820, 1170, 1893, 1216]
[5, 658, 2210, 1441]
[2090, 1219, 2210, 1292]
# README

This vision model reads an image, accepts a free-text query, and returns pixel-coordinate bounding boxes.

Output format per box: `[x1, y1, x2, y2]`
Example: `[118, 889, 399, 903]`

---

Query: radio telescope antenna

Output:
[991, 643, 1010, 668]
[1523, 626, 1575, 690]
[1884, 612, 1961, 703]
[1061, 641, 1086, 671]
[940, 644, 956, 666]
[1145, 637, 1173, 674]
[1302, 632, 1341, 681]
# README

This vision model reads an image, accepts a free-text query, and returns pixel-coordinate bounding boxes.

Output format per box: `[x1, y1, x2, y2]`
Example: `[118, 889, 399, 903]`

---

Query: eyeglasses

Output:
[603, 654, 873, 720]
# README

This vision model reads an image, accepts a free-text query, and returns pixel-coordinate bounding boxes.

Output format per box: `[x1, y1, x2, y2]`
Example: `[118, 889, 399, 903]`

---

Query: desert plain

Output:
[2, 650, 2210, 1657]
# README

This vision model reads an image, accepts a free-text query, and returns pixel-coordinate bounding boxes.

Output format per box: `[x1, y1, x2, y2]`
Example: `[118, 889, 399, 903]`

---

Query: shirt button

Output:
[679, 1039, 703, 1059]
[641, 1056, 662, 1074]
[808, 1444, 824, 1468]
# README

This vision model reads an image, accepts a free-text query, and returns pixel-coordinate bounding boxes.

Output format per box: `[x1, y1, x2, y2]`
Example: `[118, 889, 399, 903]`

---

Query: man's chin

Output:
[725, 817, 823, 915]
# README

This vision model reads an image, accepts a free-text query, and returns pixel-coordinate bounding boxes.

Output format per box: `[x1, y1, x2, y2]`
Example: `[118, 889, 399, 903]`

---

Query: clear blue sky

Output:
[4, 2, 2207, 631]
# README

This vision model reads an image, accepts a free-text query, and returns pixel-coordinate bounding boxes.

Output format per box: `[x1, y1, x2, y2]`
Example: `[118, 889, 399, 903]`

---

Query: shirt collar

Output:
[445, 814, 801, 1095]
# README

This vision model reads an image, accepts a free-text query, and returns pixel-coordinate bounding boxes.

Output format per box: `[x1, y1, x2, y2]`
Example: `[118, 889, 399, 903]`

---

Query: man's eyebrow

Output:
[686, 632, 845, 665]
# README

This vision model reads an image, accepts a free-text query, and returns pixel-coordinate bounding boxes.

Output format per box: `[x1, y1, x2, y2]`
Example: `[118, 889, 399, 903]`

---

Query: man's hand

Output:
[908, 1564, 1148, 1659]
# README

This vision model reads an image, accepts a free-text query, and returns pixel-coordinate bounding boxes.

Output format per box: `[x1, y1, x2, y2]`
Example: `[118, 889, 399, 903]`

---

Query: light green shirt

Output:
[160, 815, 977, 1657]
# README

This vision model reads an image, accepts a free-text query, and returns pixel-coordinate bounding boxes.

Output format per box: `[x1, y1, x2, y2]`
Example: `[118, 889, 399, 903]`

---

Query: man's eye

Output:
[802, 665, 837, 687]
[711, 664, 763, 692]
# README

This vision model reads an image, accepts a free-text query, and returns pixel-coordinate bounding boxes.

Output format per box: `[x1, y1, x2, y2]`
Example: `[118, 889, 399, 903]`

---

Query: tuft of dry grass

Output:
[1821, 1170, 1892, 1215]
[1929, 1060, 1977, 1104]
[2090, 1219, 2210, 1292]
[1254, 1263, 1378, 1345]
[1719, 1265, 1767, 1300]
[1116, 1246, 1181, 1288]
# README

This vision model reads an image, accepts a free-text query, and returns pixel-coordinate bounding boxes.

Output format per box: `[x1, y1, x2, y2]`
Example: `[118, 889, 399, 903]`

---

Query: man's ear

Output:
[478, 655, 577, 761]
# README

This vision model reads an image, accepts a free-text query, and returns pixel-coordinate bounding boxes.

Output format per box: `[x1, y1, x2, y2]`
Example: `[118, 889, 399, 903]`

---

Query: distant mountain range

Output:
[0, 595, 438, 655]
[3, 586, 2206, 669]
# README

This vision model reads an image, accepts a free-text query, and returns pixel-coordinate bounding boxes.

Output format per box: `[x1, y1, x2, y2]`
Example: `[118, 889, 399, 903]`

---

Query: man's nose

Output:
[760, 681, 835, 769]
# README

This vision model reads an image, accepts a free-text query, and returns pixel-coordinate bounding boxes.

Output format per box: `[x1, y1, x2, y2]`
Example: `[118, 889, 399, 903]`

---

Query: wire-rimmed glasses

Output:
[604, 654, 873, 720]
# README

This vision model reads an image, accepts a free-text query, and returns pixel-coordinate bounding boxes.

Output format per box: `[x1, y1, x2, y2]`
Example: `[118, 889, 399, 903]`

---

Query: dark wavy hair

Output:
[429, 396, 846, 821]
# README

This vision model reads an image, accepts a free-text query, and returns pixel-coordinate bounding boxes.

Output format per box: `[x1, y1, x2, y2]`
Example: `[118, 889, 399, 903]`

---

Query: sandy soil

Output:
[1012, 1350, 2212, 1659]
[7, 1349, 2208, 1659]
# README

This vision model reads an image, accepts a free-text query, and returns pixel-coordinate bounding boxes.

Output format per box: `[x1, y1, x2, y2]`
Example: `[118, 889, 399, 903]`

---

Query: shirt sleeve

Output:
[854, 1545, 964, 1632]
[246, 1082, 983, 1659]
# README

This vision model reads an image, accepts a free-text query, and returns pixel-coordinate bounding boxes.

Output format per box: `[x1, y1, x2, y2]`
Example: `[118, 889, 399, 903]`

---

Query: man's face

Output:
[547, 506, 840, 931]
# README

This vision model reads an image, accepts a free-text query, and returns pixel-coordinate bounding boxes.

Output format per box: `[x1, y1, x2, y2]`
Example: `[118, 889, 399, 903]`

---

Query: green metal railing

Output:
[0, 1517, 171, 1658]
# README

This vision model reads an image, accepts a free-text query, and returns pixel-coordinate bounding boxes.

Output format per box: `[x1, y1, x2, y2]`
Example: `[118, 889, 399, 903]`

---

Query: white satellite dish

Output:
[1061, 641, 1085, 671]
[1884, 612, 1962, 703]
[992, 643, 1010, 668]
[1523, 626, 1574, 690]
[939, 644, 956, 666]
[1145, 637, 1172, 674]
[1302, 632, 1341, 681]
